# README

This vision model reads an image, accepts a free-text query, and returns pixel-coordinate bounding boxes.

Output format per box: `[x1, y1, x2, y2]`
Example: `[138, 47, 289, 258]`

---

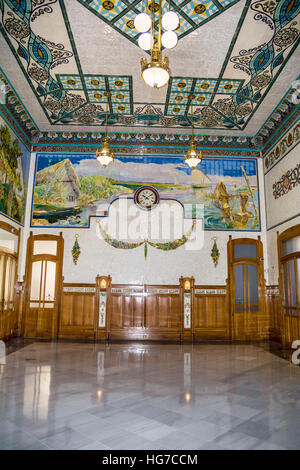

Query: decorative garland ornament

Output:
[211, 237, 220, 267]
[98, 221, 196, 260]
[72, 234, 81, 265]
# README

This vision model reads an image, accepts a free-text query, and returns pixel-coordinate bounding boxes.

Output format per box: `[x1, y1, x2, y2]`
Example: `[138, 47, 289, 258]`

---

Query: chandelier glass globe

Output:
[138, 32, 153, 51]
[162, 31, 178, 49]
[162, 11, 179, 31]
[134, 13, 151, 33]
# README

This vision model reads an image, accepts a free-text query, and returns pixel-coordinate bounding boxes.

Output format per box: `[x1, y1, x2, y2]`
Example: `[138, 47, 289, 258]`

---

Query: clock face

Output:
[134, 186, 159, 210]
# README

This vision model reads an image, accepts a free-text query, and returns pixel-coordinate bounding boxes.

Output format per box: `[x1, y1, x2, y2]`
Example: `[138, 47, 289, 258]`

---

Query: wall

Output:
[23, 153, 266, 286]
[264, 120, 300, 285]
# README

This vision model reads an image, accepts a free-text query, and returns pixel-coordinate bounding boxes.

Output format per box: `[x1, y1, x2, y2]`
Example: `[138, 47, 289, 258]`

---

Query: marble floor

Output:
[0, 341, 299, 450]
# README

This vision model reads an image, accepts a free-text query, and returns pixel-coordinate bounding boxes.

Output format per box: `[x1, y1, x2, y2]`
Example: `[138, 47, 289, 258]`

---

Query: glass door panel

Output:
[44, 261, 56, 309]
[234, 264, 244, 312]
[283, 258, 298, 316]
[248, 264, 258, 312]
[30, 260, 56, 309]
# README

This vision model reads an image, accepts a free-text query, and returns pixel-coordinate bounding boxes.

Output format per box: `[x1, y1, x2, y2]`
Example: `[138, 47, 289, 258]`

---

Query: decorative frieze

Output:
[266, 286, 280, 296]
[147, 288, 180, 295]
[195, 288, 226, 295]
[264, 121, 300, 172]
[111, 287, 144, 295]
[63, 286, 96, 293]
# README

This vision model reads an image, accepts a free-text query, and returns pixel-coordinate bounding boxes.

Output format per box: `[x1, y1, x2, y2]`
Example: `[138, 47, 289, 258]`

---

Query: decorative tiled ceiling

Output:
[0, 0, 299, 132]
[78, 0, 239, 47]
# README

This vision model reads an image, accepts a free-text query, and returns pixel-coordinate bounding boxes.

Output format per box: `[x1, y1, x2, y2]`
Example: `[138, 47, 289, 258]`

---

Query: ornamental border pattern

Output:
[264, 120, 300, 173]
[195, 288, 227, 295]
[261, 108, 300, 157]
[273, 163, 300, 199]
[266, 286, 280, 296]
[31, 144, 260, 157]
[63, 286, 96, 293]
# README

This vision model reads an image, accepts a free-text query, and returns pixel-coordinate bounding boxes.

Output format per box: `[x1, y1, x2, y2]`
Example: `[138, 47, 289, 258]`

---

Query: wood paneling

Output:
[193, 285, 229, 340]
[59, 284, 96, 340]
[108, 284, 181, 341]
[266, 286, 281, 343]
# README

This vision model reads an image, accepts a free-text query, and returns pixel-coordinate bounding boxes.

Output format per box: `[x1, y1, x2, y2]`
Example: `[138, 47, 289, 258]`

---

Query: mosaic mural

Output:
[31, 153, 260, 231]
[0, 115, 30, 224]
[0, 0, 299, 129]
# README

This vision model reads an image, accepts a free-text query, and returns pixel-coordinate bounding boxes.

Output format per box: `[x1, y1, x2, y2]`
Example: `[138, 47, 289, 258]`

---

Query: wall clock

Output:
[134, 186, 159, 211]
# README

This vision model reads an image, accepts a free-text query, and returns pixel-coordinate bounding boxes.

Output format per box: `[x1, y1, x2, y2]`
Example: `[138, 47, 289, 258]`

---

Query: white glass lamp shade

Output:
[185, 156, 201, 168]
[134, 13, 151, 33]
[96, 138, 114, 167]
[138, 32, 153, 51]
[162, 11, 179, 31]
[162, 31, 178, 49]
[142, 65, 170, 88]
[184, 141, 202, 168]
[97, 154, 113, 167]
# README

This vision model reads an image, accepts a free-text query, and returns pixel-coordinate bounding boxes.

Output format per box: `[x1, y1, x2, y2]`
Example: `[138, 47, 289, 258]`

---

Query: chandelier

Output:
[135, 1, 179, 89]
[184, 95, 202, 169]
[96, 91, 114, 167]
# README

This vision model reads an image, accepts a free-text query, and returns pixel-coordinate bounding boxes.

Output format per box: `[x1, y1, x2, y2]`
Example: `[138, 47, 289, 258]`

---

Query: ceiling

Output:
[0, 0, 299, 135]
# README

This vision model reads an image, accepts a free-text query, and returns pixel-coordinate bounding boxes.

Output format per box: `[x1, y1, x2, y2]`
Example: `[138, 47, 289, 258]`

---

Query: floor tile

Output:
[0, 341, 299, 450]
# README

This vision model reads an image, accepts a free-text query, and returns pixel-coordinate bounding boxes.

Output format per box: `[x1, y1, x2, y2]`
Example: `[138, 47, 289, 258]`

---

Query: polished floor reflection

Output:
[0, 342, 299, 450]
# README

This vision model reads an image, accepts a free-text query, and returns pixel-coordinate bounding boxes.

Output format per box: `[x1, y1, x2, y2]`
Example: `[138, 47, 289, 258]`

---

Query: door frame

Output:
[277, 224, 300, 346]
[22, 232, 64, 338]
[227, 236, 265, 340]
[0, 221, 20, 340]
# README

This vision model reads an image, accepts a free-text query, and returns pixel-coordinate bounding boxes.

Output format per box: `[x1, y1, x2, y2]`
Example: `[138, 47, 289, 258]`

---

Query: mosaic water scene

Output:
[32, 154, 260, 230]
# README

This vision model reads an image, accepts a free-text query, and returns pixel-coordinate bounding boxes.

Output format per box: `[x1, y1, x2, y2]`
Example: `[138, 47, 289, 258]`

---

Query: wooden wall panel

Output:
[193, 286, 229, 340]
[109, 285, 181, 341]
[59, 284, 96, 339]
[266, 286, 281, 343]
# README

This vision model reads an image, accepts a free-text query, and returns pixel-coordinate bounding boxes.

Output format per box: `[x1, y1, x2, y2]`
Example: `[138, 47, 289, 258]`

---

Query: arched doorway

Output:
[278, 224, 300, 346]
[0, 221, 20, 340]
[228, 236, 265, 340]
[23, 233, 64, 338]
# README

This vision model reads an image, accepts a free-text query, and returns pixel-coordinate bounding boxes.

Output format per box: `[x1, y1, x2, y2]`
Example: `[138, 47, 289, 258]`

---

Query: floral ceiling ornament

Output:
[71, 234, 81, 265]
[98, 221, 196, 260]
[211, 237, 220, 268]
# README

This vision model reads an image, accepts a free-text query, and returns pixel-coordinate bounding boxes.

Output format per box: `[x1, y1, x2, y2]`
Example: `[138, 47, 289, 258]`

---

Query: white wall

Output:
[22, 154, 266, 286]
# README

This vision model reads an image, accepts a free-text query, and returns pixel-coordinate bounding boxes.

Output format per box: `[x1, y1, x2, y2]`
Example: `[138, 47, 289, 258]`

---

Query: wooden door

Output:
[0, 221, 20, 340]
[228, 237, 265, 341]
[23, 234, 63, 338]
[0, 252, 17, 339]
[278, 225, 300, 346]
